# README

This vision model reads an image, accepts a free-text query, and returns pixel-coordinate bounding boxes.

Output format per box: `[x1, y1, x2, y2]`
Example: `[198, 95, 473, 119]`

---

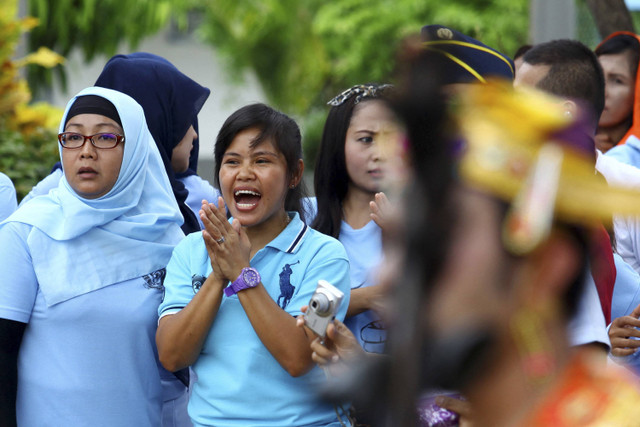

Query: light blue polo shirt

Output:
[159, 212, 352, 426]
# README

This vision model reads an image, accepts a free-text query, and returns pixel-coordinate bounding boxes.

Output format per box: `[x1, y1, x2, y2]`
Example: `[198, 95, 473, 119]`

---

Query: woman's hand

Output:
[200, 197, 251, 281]
[296, 306, 364, 375]
[609, 303, 640, 357]
[369, 192, 391, 230]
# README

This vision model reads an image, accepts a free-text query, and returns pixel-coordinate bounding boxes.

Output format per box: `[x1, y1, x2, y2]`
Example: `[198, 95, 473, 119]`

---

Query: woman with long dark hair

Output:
[311, 84, 395, 355]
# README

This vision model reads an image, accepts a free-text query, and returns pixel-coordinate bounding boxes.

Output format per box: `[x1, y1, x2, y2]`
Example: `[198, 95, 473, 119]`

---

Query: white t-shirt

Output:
[597, 149, 640, 273]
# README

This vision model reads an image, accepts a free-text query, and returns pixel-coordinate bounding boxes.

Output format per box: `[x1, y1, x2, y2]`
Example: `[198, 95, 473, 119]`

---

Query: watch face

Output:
[243, 268, 260, 286]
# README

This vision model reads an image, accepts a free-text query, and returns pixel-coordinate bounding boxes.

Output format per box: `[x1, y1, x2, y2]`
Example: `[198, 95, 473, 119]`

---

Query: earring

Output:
[564, 110, 572, 118]
[289, 184, 296, 189]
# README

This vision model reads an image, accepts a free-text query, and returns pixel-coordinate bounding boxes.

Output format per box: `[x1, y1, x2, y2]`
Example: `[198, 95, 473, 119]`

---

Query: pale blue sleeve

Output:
[605, 137, 640, 165]
[159, 234, 201, 317]
[0, 173, 17, 221]
[19, 169, 63, 207]
[286, 240, 350, 320]
[611, 254, 640, 321]
[0, 222, 38, 323]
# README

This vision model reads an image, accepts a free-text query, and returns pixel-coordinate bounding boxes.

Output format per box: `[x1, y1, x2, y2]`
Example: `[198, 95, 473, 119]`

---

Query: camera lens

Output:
[310, 293, 331, 315]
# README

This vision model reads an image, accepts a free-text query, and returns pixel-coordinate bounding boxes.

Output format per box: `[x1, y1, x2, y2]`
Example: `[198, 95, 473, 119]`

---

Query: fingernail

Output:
[332, 355, 339, 363]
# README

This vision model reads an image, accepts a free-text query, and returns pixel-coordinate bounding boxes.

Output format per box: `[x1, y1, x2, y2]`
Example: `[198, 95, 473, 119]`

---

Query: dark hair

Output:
[523, 39, 605, 123]
[595, 33, 640, 78]
[514, 44, 533, 61]
[319, 53, 454, 424]
[213, 103, 307, 220]
[312, 84, 391, 238]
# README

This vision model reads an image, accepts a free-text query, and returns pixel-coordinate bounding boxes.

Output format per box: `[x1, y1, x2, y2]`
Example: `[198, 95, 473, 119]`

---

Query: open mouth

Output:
[78, 167, 97, 177]
[234, 189, 261, 209]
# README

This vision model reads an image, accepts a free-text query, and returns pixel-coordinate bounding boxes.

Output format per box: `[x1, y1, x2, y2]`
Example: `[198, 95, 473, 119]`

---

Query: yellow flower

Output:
[19, 16, 39, 32]
[15, 47, 65, 69]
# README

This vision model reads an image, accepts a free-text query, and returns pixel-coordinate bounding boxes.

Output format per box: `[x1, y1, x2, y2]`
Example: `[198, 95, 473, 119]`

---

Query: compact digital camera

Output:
[304, 280, 344, 337]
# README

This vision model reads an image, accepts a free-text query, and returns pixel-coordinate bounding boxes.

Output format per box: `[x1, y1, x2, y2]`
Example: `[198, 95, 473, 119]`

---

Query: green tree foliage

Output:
[0, 128, 59, 199]
[27, 0, 174, 94]
[2, 0, 63, 200]
[26, 0, 529, 159]
[185, 0, 528, 116]
[177, 0, 528, 157]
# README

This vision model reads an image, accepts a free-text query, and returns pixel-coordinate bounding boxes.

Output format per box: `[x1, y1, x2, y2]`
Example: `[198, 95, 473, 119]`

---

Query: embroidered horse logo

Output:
[277, 261, 299, 309]
[192, 274, 206, 294]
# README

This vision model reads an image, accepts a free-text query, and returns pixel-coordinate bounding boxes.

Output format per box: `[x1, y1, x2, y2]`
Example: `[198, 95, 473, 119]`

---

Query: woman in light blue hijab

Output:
[0, 87, 184, 426]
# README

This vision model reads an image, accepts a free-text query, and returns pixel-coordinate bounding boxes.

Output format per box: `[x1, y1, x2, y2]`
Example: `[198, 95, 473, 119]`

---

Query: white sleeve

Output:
[614, 215, 640, 274]
[595, 152, 640, 274]
[567, 270, 609, 349]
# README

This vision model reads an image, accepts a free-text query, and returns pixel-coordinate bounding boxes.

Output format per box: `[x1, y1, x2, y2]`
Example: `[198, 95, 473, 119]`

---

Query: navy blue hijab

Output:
[94, 52, 210, 234]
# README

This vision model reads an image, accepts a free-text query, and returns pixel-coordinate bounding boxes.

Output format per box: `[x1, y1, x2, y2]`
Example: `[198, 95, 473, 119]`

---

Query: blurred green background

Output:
[3, 0, 639, 200]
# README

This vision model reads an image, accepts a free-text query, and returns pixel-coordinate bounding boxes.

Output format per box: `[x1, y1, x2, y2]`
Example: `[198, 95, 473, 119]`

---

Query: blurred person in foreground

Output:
[310, 31, 614, 424]
[412, 81, 640, 426]
[307, 46, 640, 425]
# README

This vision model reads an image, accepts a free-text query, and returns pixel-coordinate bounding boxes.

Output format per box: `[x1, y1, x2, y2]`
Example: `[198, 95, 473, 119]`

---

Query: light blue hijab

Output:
[5, 87, 185, 306]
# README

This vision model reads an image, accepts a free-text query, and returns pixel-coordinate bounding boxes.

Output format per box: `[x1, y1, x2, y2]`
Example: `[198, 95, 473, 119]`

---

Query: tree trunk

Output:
[586, 0, 635, 38]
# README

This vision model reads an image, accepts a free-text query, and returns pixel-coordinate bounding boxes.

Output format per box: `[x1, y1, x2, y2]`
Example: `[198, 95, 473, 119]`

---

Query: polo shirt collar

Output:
[264, 212, 309, 254]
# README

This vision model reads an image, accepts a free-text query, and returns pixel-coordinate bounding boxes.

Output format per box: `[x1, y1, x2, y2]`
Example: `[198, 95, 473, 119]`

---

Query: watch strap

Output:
[224, 267, 259, 296]
[224, 283, 236, 297]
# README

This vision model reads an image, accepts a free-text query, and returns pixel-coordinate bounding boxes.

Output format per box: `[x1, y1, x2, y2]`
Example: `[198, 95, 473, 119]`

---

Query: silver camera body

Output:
[304, 280, 344, 337]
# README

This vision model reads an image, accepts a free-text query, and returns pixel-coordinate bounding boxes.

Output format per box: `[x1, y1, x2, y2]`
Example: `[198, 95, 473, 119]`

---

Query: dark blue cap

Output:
[421, 25, 514, 84]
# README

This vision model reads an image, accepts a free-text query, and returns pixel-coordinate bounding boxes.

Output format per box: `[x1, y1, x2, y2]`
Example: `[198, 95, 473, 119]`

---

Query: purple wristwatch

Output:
[224, 267, 261, 296]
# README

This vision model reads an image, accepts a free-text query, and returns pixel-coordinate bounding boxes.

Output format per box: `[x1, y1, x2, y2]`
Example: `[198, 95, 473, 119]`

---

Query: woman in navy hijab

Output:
[22, 53, 214, 235]
[95, 53, 212, 234]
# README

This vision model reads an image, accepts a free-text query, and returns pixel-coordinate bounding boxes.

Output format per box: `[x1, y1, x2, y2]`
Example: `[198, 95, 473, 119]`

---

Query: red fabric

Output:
[589, 226, 616, 325]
